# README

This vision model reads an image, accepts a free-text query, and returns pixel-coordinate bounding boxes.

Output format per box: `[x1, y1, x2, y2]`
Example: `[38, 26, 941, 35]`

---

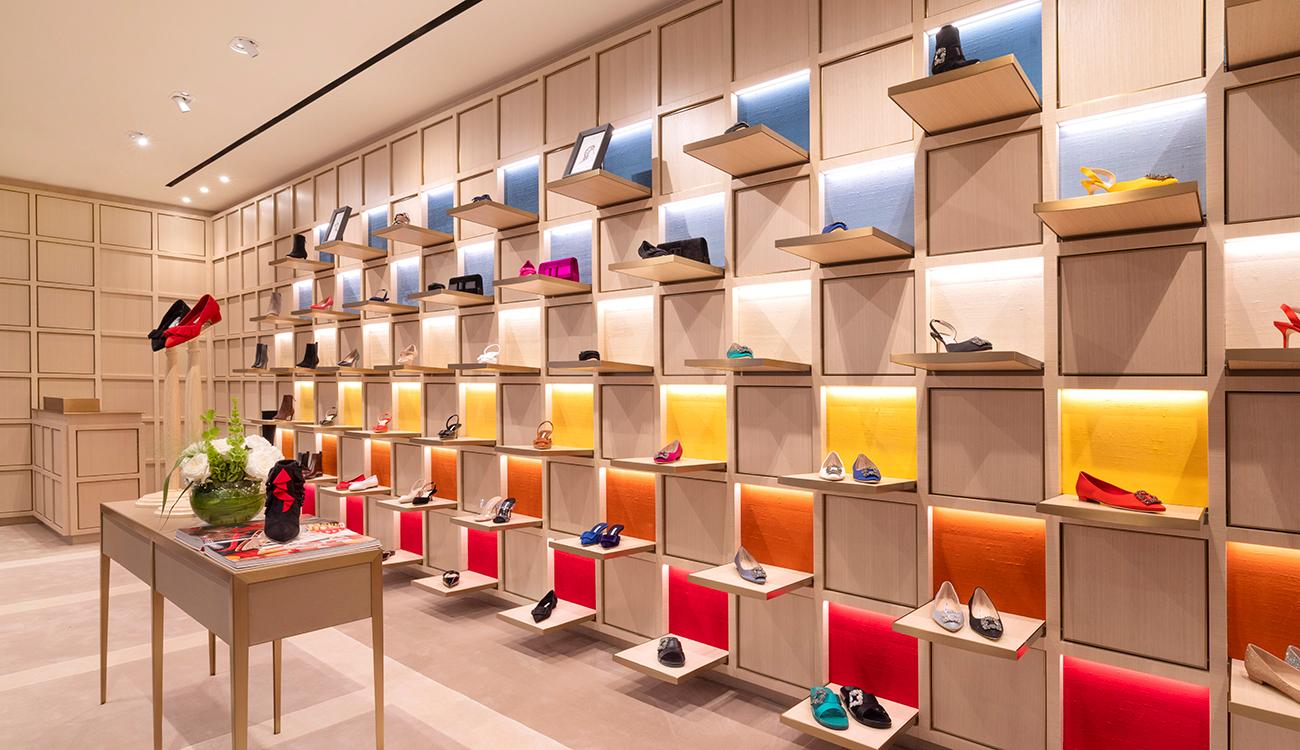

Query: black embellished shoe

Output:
[493, 497, 517, 524]
[148, 299, 191, 352]
[931, 24, 979, 75]
[264, 459, 305, 542]
[531, 590, 558, 622]
[968, 586, 1004, 641]
[296, 342, 319, 369]
[839, 686, 892, 729]
[442, 570, 461, 588]
[288, 233, 308, 259]
[250, 343, 269, 369]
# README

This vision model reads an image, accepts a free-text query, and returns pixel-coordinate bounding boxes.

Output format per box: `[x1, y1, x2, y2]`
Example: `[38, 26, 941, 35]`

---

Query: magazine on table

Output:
[175, 517, 380, 569]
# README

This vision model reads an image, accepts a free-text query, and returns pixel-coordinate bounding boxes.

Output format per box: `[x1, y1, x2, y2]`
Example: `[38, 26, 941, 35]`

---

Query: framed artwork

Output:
[563, 124, 614, 177]
[324, 206, 351, 242]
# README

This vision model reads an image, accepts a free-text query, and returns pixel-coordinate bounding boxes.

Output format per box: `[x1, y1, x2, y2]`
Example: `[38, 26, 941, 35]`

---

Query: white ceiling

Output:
[0, 0, 677, 213]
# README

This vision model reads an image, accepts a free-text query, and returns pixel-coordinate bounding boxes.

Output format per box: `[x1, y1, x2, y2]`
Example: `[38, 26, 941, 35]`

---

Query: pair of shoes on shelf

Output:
[653, 439, 683, 464]
[398, 480, 438, 506]
[335, 474, 379, 492]
[152, 294, 221, 348]
[1246, 644, 1300, 705]
[472, 496, 517, 524]
[1076, 471, 1166, 513]
[579, 522, 624, 548]
[932, 581, 1004, 641]
[808, 685, 892, 731]
[438, 414, 462, 439]
[819, 452, 882, 483]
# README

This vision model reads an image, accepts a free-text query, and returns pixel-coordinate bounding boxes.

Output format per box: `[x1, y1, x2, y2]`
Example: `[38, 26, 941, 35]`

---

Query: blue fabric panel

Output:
[340, 271, 362, 305]
[604, 124, 653, 187]
[462, 243, 495, 296]
[503, 161, 539, 214]
[663, 194, 726, 268]
[927, 1, 1043, 97]
[425, 187, 454, 234]
[736, 74, 811, 150]
[822, 156, 916, 245]
[1058, 97, 1207, 205]
[549, 223, 593, 284]
[394, 260, 421, 307]
[367, 210, 387, 251]
[315, 225, 334, 264]
[294, 283, 312, 311]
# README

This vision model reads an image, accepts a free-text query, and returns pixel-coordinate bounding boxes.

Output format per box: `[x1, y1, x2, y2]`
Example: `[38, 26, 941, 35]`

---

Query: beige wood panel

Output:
[36, 286, 93, 330]
[929, 388, 1044, 504]
[931, 644, 1046, 750]
[240, 204, 257, 246]
[459, 311, 494, 363]
[499, 232, 539, 304]
[0, 423, 32, 466]
[500, 383, 542, 446]
[100, 377, 152, 415]
[456, 172, 496, 241]
[736, 386, 814, 477]
[0, 470, 32, 513]
[601, 384, 655, 459]
[0, 377, 31, 419]
[598, 33, 653, 123]
[1231, 714, 1300, 749]
[499, 308, 541, 369]
[545, 59, 597, 143]
[734, 177, 811, 276]
[928, 130, 1042, 255]
[600, 298, 653, 365]
[925, 0, 978, 14]
[459, 101, 497, 172]
[1062, 525, 1208, 668]
[823, 271, 914, 375]
[1228, 392, 1300, 533]
[100, 293, 149, 334]
[0, 235, 29, 280]
[820, 41, 913, 159]
[390, 133, 422, 197]
[660, 99, 728, 194]
[821, 0, 911, 51]
[315, 170, 337, 218]
[422, 119, 456, 185]
[738, 593, 816, 686]
[824, 495, 916, 605]
[77, 478, 139, 531]
[273, 189, 293, 236]
[663, 475, 728, 564]
[662, 290, 725, 375]
[598, 208, 655, 291]
[35, 195, 93, 242]
[425, 512, 460, 571]
[158, 214, 205, 256]
[1227, 75, 1300, 223]
[0, 283, 30, 326]
[499, 82, 543, 159]
[0, 330, 28, 373]
[1058, 0, 1204, 106]
[733, 0, 810, 81]
[338, 159, 363, 210]
[156, 255, 206, 297]
[76, 429, 140, 477]
[213, 216, 227, 255]
[35, 241, 93, 286]
[0, 188, 28, 233]
[546, 301, 595, 362]
[602, 555, 659, 637]
[37, 332, 94, 374]
[735, 284, 812, 362]
[549, 461, 598, 536]
[1061, 244, 1205, 375]
[99, 205, 152, 249]
[293, 179, 314, 228]
[544, 148, 588, 221]
[257, 196, 274, 241]
[660, 3, 725, 104]
[101, 335, 152, 376]
[363, 148, 389, 206]
[502, 530, 549, 600]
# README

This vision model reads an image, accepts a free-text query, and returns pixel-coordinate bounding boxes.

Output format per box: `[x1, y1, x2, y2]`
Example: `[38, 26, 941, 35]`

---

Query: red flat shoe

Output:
[335, 473, 365, 490]
[163, 294, 222, 348]
[311, 295, 334, 311]
[1075, 471, 1165, 513]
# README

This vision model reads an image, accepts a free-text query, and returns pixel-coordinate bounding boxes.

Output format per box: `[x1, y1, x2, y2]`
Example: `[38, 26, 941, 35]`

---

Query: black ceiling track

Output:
[166, 0, 484, 187]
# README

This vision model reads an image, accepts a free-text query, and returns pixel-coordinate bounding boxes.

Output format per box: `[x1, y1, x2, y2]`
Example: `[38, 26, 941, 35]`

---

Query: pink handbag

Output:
[538, 256, 579, 281]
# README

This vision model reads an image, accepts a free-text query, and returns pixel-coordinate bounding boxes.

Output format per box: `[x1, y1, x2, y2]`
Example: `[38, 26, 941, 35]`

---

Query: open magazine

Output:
[176, 517, 380, 570]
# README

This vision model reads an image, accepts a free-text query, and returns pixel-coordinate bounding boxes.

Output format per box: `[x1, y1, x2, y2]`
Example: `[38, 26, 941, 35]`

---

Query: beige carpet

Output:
[0, 521, 820, 749]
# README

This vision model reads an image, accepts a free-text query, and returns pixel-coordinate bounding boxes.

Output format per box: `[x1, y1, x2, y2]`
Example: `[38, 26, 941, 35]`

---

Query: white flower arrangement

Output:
[165, 399, 280, 507]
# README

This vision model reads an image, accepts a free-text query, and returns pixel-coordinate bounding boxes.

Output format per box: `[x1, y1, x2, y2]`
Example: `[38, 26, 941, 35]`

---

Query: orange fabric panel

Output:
[320, 434, 338, 476]
[507, 456, 542, 518]
[606, 468, 655, 540]
[1227, 542, 1300, 660]
[739, 485, 813, 573]
[932, 507, 1046, 619]
[370, 440, 391, 489]
[280, 430, 294, 459]
[430, 447, 457, 501]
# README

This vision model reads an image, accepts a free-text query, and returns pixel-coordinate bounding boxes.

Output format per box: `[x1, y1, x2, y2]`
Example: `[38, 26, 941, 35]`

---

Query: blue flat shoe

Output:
[822, 221, 847, 233]
[734, 546, 766, 584]
[580, 522, 608, 546]
[852, 453, 881, 483]
[599, 523, 624, 549]
[810, 686, 850, 731]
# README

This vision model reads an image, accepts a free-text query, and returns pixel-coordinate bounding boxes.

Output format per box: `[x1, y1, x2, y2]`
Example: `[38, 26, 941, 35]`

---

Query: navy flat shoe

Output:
[822, 221, 848, 233]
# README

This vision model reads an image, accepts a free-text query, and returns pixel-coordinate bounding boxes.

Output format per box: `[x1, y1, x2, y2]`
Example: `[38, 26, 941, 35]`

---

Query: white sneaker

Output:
[349, 475, 379, 491]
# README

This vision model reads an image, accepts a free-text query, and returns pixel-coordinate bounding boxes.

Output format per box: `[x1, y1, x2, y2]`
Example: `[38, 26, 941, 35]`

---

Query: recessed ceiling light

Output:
[229, 36, 260, 58]
[181, 196, 192, 204]
[198, 186, 209, 194]
[127, 131, 149, 147]
[171, 91, 193, 113]
[218, 175, 230, 184]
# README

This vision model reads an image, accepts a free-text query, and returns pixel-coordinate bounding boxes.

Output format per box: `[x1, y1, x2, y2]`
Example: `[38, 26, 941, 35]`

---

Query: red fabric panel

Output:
[399, 511, 422, 555]
[827, 602, 919, 707]
[466, 528, 497, 578]
[345, 495, 364, 534]
[667, 566, 728, 650]
[1062, 657, 1209, 750]
[554, 550, 595, 607]
[303, 483, 316, 516]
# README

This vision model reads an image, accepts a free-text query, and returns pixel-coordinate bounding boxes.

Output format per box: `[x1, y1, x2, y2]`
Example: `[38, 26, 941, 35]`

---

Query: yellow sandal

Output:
[1079, 166, 1178, 195]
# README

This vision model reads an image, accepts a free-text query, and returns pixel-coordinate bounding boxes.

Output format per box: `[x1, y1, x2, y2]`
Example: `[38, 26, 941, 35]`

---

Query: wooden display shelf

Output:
[546, 169, 651, 207]
[316, 239, 387, 261]
[780, 685, 918, 750]
[607, 457, 727, 474]
[449, 513, 543, 532]
[494, 275, 591, 297]
[343, 429, 420, 441]
[1034, 182, 1204, 240]
[411, 570, 497, 597]
[777, 473, 917, 495]
[685, 357, 811, 374]
[775, 227, 914, 266]
[448, 362, 541, 376]
[268, 366, 318, 376]
[371, 222, 452, 247]
[1037, 494, 1207, 531]
[890, 351, 1043, 373]
[408, 288, 493, 308]
[688, 561, 813, 600]
[311, 366, 382, 376]
[246, 418, 313, 427]
[304, 474, 337, 486]
[375, 496, 458, 512]
[495, 444, 594, 458]
[289, 307, 359, 321]
[248, 313, 308, 327]
[887, 55, 1041, 135]
[1228, 657, 1300, 731]
[317, 484, 391, 498]
[268, 256, 332, 272]
[381, 549, 422, 568]
[497, 600, 597, 634]
[892, 601, 1045, 660]
[608, 255, 723, 283]
[548, 535, 656, 560]
[1225, 348, 1300, 372]
[682, 124, 808, 177]
[410, 436, 497, 448]
[231, 368, 273, 376]
[613, 635, 729, 685]
[371, 364, 454, 376]
[341, 299, 420, 315]
[1226, 0, 1300, 70]
[548, 359, 653, 375]
[305, 424, 360, 434]
[447, 199, 537, 230]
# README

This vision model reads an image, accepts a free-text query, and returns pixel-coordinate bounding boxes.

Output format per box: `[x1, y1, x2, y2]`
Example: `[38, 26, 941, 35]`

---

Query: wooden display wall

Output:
[207, 1, 1300, 748]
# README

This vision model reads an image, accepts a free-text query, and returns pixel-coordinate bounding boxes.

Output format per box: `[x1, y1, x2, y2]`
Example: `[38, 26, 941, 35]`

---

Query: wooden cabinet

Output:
[31, 408, 144, 540]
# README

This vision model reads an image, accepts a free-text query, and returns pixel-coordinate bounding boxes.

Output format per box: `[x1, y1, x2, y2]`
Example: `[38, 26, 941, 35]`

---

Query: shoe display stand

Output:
[408, 288, 494, 308]
[268, 255, 333, 272]
[780, 684, 918, 750]
[889, 351, 1044, 373]
[1036, 493, 1208, 531]
[547, 359, 654, 375]
[247, 313, 309, 327]
[887, 55, 1041, 135]
[685, 357, 812, 374]
[774, 227, 914, 266]
[1033, 181, 1205, 240]
[776, 473, 917, 496]
[446, 199, 538, 231]
[372, 222, 453, 248]
[608, 255, 724, 283]
[892, 601, 1046, 661]
[546, 169, 651, 208]
[1229, 658, 1300, 732]
[497, 599, 598, 635]
[548, 535, 655, 560]
[316, 239, 387, 262]
[289, 307, 360, 321]
[688, 562, 814, 600]
[682, 124, 809, 177]
[31, 407, 146, 539]
[341, 299, 420, 316]
[493, 275, 591, 297]
[613, 635, 730, 685]
[1224, 347, 1300, 372]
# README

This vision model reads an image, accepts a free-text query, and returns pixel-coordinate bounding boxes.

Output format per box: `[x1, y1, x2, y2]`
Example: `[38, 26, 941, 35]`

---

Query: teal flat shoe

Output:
[810, 686, 850, 731]
[726, 343, 753, 359]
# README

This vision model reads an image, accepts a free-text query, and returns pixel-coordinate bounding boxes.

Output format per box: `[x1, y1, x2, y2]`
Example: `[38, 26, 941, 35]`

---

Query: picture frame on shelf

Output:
[563, 123, 614, 177]
[324, 206, 351, 242]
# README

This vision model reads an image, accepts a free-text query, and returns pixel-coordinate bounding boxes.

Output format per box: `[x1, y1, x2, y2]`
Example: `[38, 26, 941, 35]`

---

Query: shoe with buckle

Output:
[931, 580, 964, 632]
[734, 546, 766, 585]
[654, 439, 683, 464]
[819, 451, 846, 481]
[852, 454, 881, 484]
[839, 686, 892, 729]
[1075, 471, 1166, 513]
[968, 586, 1004, 641]
[726, 343, 753, 359]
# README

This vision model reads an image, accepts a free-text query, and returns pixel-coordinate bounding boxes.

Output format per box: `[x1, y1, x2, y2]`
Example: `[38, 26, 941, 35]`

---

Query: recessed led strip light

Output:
[734, 69, 810, 98]
[925, 0, 1040, 35]
[1057, 94, 1206, 135]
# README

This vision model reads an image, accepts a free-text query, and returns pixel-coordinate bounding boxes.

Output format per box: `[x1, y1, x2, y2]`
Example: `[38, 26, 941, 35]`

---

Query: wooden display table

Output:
[32, 408, 145, 540]
[99, 501, 385, 749]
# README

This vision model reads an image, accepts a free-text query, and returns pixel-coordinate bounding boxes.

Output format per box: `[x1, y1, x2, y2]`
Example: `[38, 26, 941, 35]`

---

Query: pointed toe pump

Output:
[852, 453, 881, 484]
[310, 295, 334, 311]
[337, 348, 360, 367]
[1076, 471, 1165, 513]
[1245, 644, 1300, 705]
[163, 294, 222, 348]
[531, 590, 558, 622]
[580, 522, 608, 546]
[968, 586, 1004, 641]
[734, 546, 766, 585]
[929, 319, 992, 353]
[492, 497, 518, 524]
[931, 580, 965, 633]
[654, 439, 683, 464]
[819, 451, 846, 481]
[148, 299, 192, 352]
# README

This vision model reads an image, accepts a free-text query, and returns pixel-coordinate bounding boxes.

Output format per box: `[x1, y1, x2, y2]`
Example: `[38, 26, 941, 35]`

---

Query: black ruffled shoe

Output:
[148, 299, 191, 352]
[531, 590, 558, 622]
[264, 459, 305, 542]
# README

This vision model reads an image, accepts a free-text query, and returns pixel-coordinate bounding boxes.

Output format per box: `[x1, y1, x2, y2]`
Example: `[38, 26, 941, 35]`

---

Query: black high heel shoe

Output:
[148, 299, 191, 352]
[438, 414, 462, 439]
[411, 483, 438, 506]
[531, 590, 557, 622]
[250, 343, 268, 369]
[493, 497, 517, 524]
[928, 319, 992, 353]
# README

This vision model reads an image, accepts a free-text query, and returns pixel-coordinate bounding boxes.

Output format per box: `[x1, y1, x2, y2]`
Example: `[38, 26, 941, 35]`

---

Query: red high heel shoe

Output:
[1274, 304, 1300, 348]
[162, 294, 221, 348]
[373, 413, 392, 433]
[310, 295, 334, 311]
[1075, 471, 1165, 513]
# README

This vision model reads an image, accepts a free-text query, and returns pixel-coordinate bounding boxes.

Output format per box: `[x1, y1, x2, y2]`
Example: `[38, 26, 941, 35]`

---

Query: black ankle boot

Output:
[932, 24, 979, 75]
[264, 459, 305, 542]
[251, 343, 268, 369]
[296, 342, 319, 369]
[288, 233, 308, 259]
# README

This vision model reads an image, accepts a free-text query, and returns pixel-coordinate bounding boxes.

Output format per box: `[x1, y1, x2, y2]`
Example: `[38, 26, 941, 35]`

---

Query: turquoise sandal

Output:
[810, 685, 850, 731]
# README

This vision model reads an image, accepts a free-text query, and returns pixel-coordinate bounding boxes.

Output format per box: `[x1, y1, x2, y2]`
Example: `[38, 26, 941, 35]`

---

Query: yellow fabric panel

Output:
[549, 384, 593, 449]
[395, 382, 421, 433]
[463, 384, 497, 440]
[294, 381, 314, 418]
[664, 385, 726, 461]
[824, 387, 917, 480]
[340, 382, 363, 428]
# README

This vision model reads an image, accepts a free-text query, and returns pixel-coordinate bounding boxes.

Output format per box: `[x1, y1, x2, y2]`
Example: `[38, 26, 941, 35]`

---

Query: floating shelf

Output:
[343, 429, 420, 441]
[411, 570, 497, 597]
[685, 358, 811, 374]
[375, 496, 458, 512]
[495, 444, 594, 458]
[304, 424, 360, 434]
[447, 199, 538, 230]
[372, 364, 454, 376]
[316, 239, 387, 261]
[448, 362, 541, 376]
[1037, 494, 1207, 532]
[546, 169, 651, 207]
[304, 474, 337, 486]
[289, 307, 359, 321]
[608, 255, 724, 284]
[1226, 348, 1300, 372]
[494, 275, 591, 297]
[613, 635, 729, 685]
[231, 368, 272, 376]
[311, 366, 382, 376]
[317, 484, 392, 498]
[889, 351, 1043, 373]
[887, 55, 1041, 135]
[1229, 657, 1300, 731]
[268, 366, 318, 376]
[548, 359, 654, 375]
[408, 288, 493, 308]
[268, 256, 332, 272]
[548, 535, 656, 560]
[450, 513, 543, 532]
[892, 601, 1045, 660]
[775, 227, 914, 266]
[682, 124, 808, 177]
[341, 299, 420, 315]
[780, 684, 918, 750]
[245, 418, 313, 427]
[688, 562, 813, 600]
[497, 600, 597, 634]
[607, 457, 727, 474]
[1034, 182, 1204, 240]
[777, 473, 917, 496]
[410, 436, 497, 448]
[381, 549, 422, 568]
[248, 313, 309, 327]
[1226, 0, 1300, 70]
[371, 222, 453, 247]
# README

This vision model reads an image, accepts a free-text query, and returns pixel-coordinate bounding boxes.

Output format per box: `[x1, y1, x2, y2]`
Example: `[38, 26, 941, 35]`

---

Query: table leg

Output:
[272, 640, 282, 735]
[209, 632, 216, 676]
[100, 552, 109, 705]
[151, 585, 163, 750]
[230, 584, 249, 750]
[371, 558, 385, 750]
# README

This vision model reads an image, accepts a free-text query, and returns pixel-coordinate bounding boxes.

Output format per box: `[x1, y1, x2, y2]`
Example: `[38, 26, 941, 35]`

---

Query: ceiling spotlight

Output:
[218, 175, 230, 184]
[229, 36, 260, 58]
[198, 186, 210, 194]
[127, 131, 149, 147]
[171, 91, 193, 113]
[181, 196, 192, 204]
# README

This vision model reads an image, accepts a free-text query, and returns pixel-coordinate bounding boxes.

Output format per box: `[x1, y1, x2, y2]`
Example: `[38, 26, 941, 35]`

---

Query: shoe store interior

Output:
[3, 1, 1300, 748]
